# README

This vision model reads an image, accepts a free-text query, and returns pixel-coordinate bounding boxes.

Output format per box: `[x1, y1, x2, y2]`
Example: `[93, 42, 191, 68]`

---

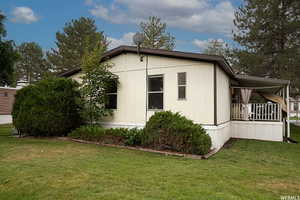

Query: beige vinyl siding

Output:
[71, 53, 216, 125]
[216, 65, 231, 124]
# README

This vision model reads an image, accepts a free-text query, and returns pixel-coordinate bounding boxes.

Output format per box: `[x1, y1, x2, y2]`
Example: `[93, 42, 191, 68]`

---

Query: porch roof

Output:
[232, 74, 290, 89]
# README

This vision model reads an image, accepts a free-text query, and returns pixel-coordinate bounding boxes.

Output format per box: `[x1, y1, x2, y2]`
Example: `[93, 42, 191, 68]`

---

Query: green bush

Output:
[69, 125, 105, 141]
[69, 125, 143, 146]
[142, 111, 211, 155]
[12, 77, 83, 136]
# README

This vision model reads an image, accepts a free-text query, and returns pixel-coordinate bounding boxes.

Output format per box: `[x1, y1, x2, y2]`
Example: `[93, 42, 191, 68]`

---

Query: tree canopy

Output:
[16, 42, 50, 84]
[0, 12, 18, 86]
[47, 17, 108, 73]
[139, 16, 175, 50]
[233, 0, 300, 87]
[202, 40, 229, 56]
[0, 12, 6, 39]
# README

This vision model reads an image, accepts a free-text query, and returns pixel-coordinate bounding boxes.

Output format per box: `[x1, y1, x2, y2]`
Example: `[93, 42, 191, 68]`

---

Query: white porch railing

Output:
[231, 103, 282, 121]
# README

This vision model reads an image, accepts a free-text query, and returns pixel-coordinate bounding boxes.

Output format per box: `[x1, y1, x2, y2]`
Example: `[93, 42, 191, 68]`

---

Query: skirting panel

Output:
[0, 115, 12, 124]
[99, 122, 144, 129]
[231, 121, 283, 142]
[204, 122, 231, 150]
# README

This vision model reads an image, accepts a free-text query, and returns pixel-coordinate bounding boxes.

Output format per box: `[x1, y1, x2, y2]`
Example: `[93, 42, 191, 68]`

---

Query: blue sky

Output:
[1, 0, 242, 53]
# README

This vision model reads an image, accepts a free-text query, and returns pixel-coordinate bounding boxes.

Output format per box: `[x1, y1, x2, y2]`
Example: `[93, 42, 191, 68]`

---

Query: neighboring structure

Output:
[0, 87, 17, 115]
[0, 87, 18, 124]
[60, 46, 291, 150]
[290, 96, 300, 117]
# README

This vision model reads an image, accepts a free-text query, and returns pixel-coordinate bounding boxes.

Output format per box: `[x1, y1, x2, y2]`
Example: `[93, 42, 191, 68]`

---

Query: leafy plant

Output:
[69, 125, 105, 141]
[142, 111, 211, 155]
[69, 126, 143, 146]
[80, 36, 119, 124]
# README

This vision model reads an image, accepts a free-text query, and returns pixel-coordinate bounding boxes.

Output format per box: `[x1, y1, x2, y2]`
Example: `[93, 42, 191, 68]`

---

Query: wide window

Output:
[105, 80, 117, 109]
[148, 75, 163, 110]
[178, 72, 186, 100]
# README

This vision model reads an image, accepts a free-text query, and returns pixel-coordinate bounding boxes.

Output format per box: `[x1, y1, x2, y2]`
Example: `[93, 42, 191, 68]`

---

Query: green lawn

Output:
[0, 124, 300, 200]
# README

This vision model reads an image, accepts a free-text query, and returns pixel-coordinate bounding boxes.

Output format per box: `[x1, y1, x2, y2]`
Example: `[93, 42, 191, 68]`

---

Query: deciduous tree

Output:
[80, 36, 118, 124]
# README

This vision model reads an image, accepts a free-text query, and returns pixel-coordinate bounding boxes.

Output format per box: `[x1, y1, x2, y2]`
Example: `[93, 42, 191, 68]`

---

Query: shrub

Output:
[69, 125, 143, 146]
[12, 78, 83, 136]
[142, 111, 211, 155]
[69, 125, 105, 141]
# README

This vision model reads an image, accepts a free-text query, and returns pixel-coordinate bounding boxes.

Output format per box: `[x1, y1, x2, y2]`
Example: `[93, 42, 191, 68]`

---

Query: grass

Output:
[290, 116, 300, 120]
[0, 124, 300, 200]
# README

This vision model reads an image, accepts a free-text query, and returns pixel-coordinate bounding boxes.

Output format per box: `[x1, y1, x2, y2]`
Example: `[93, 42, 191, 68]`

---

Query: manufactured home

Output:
[61, 46, 291, 150]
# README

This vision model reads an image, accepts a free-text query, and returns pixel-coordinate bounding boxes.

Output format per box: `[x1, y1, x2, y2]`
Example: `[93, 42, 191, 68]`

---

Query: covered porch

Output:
[231, 75, 291, 141]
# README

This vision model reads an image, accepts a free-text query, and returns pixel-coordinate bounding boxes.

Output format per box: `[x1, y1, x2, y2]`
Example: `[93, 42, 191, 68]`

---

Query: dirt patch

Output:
[256, 180, 300, 194]
[223, 138, 238, 149]
[1, 143, 95, 162]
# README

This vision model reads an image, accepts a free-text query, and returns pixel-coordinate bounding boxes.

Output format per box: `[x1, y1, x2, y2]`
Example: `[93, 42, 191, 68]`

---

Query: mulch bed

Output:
[66, 138, 217, 160]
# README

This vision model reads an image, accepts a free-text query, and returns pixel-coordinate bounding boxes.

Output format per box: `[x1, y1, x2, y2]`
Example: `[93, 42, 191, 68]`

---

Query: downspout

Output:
[214, 63, 217, 126]
[286, 83, 290, 138]
[145, 55, 149, 125]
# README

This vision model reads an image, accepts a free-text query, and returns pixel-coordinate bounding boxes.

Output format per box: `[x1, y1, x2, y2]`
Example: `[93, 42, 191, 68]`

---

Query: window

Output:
[148, 75, 163, 109]
[295, 102, 299, 111]
[178, 72, 186, 99]
[105, 80, 117, 109]
[0, 92, 8, 97]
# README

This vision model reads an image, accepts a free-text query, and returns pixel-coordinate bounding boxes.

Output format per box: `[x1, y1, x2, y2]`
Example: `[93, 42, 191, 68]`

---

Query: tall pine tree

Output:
[233, 0, 300, 87]
[47, 17, 108, 73]
[139, 16, 175, 50]
[16, 42, 49, 83]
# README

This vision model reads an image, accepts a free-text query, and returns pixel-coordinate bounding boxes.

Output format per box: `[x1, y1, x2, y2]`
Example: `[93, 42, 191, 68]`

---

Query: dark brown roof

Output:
[58, 45, 290, 87]
[59, 45, 235, 78]
[235, 74, 290, 87]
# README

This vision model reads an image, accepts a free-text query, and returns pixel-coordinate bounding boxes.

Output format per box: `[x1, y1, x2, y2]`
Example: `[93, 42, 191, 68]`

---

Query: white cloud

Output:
[193, 38, 225, 49]
[11, 7, 38, 24]
[89, 0, 235, 35]
[108, 32, 135, 49]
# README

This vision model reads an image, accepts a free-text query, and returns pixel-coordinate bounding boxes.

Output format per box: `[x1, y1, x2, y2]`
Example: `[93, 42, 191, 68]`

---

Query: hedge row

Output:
[69, 111, 212, 155]
[69, 125, 143, 146]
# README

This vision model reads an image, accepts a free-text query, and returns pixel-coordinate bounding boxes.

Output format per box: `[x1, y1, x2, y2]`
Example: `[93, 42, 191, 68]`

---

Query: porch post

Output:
[286, 84, 290, 138]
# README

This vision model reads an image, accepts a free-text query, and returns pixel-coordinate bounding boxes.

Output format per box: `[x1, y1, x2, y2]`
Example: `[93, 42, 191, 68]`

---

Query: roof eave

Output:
[58, 45, 236, 78]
